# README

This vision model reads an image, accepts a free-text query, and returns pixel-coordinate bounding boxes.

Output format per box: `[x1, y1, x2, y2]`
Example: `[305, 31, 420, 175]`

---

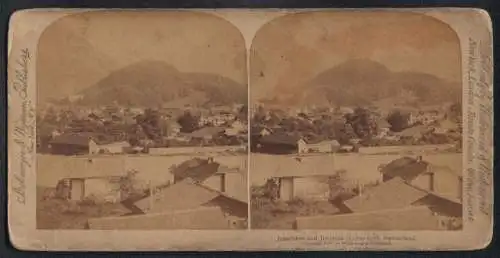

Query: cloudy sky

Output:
[37, 11, 247, 103]
[250, 11, 462, 100]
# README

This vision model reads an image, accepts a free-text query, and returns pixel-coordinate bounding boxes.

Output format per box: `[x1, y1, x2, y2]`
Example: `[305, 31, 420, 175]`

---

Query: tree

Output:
[43, 106, 58, 125]
[177, 111, 199, 133]
[448, 102, 462, 132]
[252, 106, 267, 125]
[238, 104, 248, 122]
[387, 110, 410, 132]
[345, 107, 377, 140]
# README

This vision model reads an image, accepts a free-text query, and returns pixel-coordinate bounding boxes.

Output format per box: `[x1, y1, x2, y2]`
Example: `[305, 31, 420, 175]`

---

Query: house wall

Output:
[223, 172, 248, 202]
[203, 174, 225, 192]
[205, 195, 248, 219]
[87, 207, 230, 230]
[88, 140, 99, 154]
[69, 179, 84, 201]
[279, 177, 294, 201]
[99, 142, 130, 154]
[293, 176, 331, 201]
[83, 178, 122, 203]
[433, 172, 462, 200]
[411, 171, 461, 200]
[307, 143, 335, 153]
[412, 173, 434, 191]
[258, 143, 297, 155]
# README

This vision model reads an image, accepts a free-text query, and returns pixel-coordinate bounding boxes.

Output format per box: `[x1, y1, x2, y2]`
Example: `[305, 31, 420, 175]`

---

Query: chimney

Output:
[208, 157, 214, 163]
[417, 155, 423, 162]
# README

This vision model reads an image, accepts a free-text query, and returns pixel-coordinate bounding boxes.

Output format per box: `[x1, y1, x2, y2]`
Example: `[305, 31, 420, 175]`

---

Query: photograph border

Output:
[6, 8, 494, 252]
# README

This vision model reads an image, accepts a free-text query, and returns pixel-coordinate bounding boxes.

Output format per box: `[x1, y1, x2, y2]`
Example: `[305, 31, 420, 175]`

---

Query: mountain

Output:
[75, 61, 247, 107]
[263, 59, 461, 108]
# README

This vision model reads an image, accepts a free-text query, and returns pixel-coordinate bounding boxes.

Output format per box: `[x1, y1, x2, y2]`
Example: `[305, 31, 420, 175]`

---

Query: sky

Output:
[249, 11, 462, 100]
[36, 11, 247, 103]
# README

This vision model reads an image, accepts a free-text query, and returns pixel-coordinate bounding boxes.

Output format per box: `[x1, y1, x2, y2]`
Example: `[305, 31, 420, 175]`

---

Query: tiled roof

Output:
[343, 177, 428, 213]
[259, 134, 301, 146]
[189, 127, 225, 138]
[295, 205, 440, 230]
[379, 156, 429, 181]
[395, 125, 429, 137]
[170, 158, 220, 182]
[133, 179, 220, 213]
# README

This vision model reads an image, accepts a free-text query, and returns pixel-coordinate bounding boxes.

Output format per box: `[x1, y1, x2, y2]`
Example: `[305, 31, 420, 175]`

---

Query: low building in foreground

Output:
[87, 206, 232, 230]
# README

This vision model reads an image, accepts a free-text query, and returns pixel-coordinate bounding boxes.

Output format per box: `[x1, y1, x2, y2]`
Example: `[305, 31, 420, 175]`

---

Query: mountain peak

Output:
[264, 59, 460, 108]
[76, 61, 246, 107]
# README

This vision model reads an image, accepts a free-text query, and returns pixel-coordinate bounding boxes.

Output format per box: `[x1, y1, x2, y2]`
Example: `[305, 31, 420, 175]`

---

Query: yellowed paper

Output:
[8, 8, 493, 251]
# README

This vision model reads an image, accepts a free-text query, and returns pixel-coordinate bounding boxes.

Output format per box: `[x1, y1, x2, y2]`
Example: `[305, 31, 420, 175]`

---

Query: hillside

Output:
[75, 61, 247, 107]
[264, 59, 461, 108]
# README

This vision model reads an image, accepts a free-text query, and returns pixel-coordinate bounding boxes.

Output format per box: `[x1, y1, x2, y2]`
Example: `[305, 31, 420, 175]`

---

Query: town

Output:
[249, 102, 463, 230]
[250, 101, 462, 155]
[36, 102, 248, 156]
[36, 101, 249, 230]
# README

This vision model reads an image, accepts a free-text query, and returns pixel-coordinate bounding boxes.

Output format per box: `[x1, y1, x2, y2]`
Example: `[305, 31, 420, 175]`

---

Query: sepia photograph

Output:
[8, 9, 492, 251]
[249, 12, 464, 230]
[34, 11, 249, 230]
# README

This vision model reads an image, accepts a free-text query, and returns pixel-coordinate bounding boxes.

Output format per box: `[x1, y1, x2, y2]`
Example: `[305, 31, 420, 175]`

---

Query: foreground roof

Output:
[343, 177, 428, 213]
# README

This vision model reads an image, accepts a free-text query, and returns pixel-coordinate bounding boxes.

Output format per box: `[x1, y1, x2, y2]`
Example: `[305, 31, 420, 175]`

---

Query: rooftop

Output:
[343, 177, 428, 213]
[259, 134, 301, 146]
[380, 156, 430, 181]
[189, 127, 225, 138]
[134, 179, 220, 213]
[50, 132, 113, 146]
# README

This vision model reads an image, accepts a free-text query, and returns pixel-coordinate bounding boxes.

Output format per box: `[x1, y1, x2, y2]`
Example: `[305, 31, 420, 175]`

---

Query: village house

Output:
[297, 138, 340, 154]
[255, 134, 301, 154]
[55, 174, 125, 204]
[394, 125, 430, 141]
[49, 133, 130, 155]
[416, 109, 442, 125]
[265, 156, 338, 201]
[133, 178, 248, 221]
[378, 156, 463, 203]
[54, 158, 127, 203]
[98, 141, 131, 154]
[170, 157, 248, 202]
[224, 120, 247, 137]
[338, 145, 356, 153]
[250, 126, 272, 137]
[332, 176, 462, 229]
[432, 119, 460, 135]
[376, 118, 392, 138]
[189, 126, 225, 141]
[164, 120, 182, 138]
[199, 111, 236, 127]
[49, 133, 102, 155]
